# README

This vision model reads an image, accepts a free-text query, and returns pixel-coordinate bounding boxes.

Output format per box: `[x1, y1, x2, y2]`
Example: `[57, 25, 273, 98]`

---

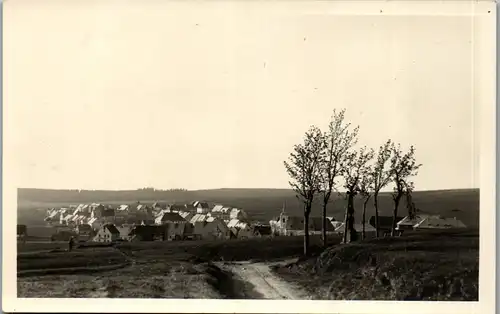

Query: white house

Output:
[93, 224, 121, 242]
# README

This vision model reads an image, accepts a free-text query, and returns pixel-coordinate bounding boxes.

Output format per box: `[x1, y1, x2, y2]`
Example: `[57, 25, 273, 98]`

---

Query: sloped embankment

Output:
[273, 229, 479, 300]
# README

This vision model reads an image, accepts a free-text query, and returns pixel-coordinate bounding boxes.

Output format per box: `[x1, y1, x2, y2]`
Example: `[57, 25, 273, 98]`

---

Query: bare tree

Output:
[284, 126, 325, 256]
[359, 168, 374, 240]
[389, 143, 422, 236]
[319, 109, 359, 247]
[371, 139, 393, 237]
[342, 146, 374, 243]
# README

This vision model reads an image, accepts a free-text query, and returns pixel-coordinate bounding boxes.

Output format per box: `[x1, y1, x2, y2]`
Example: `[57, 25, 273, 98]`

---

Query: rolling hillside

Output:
[17, 188, 480, 228]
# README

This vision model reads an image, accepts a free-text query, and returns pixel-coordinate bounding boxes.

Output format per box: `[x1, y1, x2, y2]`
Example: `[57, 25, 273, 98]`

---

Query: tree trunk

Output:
[362, 196, 370, 240]
[391, 195, 402, 237]
[322, 201, 328, 248]
[347, 192, 357, 242]
[342, 202, 349, 243]
[374, 192, 380, 238]
[304, 207, 310, 256]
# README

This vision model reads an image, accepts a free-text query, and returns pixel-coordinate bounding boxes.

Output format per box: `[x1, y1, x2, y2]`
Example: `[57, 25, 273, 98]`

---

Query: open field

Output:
[18, 188, 480, 228]
[17, 230, 478, 300]
[273, 229, 479, 301]
[18, 235, 332, 298]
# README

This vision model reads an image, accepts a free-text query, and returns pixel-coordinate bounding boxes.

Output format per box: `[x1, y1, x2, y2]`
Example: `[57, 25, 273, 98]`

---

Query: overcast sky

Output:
[5, 0, 479, 191]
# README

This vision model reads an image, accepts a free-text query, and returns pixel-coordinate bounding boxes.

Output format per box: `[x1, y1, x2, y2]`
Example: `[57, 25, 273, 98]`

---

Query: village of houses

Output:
[32, 199, 469, 244]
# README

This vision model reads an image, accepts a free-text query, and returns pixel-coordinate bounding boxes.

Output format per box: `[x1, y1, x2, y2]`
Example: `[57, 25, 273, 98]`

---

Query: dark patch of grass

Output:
[273, 229, 479, 301]
[17, 248, 128, 272]
[115, 235, 341, 263]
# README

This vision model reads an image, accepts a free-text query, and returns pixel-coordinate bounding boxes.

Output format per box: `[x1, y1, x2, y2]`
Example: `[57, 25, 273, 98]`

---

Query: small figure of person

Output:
[68, 236, 75, 252]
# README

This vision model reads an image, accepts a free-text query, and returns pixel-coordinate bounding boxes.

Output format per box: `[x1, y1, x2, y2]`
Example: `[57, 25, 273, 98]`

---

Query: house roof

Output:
[190, 214, 220, 224]
[227, 219, 249, 229]
[397, 214, 430, 226]
[413, 216, 467, 229]
[118, 205, 130, 211]
[103, 224, 120, 235]
[212, 205, 225, 212]
[155, 212, 186, 224]
[193, 201, 210, 209]
[190, 214, 208, 224]
[179, 211, 193, 219]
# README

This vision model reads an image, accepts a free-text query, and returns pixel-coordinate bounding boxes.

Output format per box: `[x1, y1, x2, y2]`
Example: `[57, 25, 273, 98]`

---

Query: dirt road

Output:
[215, 260, 310, 300]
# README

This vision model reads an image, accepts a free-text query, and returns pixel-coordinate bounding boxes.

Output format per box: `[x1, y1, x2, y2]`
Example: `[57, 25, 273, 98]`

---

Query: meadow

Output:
[17, 230, 478, 300]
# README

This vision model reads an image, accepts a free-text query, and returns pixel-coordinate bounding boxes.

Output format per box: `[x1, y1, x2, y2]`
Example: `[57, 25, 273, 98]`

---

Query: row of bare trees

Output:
[284, 109, 422, 256]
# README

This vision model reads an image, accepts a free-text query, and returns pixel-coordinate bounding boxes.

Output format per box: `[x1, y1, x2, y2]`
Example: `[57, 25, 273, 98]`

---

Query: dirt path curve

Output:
[216, 260, 310, 300]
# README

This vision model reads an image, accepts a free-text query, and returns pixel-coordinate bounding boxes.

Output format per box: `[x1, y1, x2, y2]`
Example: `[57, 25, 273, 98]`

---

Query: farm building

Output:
[270, 212, 336, 236]
[189, 214, 231, 240]
[87, 217, 102, 231]
[413, 215, 467, 230]
[229, 208, 248, 221]
[210, 205, 231, 220]
[154, 212, 189, 240]
[253, 224, 272, 237]
[227, 219, 253, 239]
[369, 215, 404, 233]
[51, 229, 79, 242]
[193, 201, 211, 214]
[334, 223, 377, 234]
[93, 224, 121, 242]
[116, 225, 134, 241]
[75, 223, 93, 234]
[117, 204, 131, 212]
[129, 225, 165, 241]
[396, 214, 429, 231]
[179, 211, 194, 222]
[75, 224, 93, 241]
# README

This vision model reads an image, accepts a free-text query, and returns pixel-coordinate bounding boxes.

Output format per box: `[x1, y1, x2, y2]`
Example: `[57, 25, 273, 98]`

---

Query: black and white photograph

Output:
[3, 0, 496, 313]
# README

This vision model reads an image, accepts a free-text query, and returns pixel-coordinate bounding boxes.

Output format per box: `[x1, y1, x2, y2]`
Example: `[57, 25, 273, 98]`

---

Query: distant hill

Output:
[17, 188, 480, 228]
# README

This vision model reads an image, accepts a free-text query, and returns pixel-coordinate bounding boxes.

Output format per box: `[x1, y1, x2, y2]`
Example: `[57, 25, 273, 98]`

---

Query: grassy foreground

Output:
[17, 231, 479, 300]
[272, 229, 479, 301]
